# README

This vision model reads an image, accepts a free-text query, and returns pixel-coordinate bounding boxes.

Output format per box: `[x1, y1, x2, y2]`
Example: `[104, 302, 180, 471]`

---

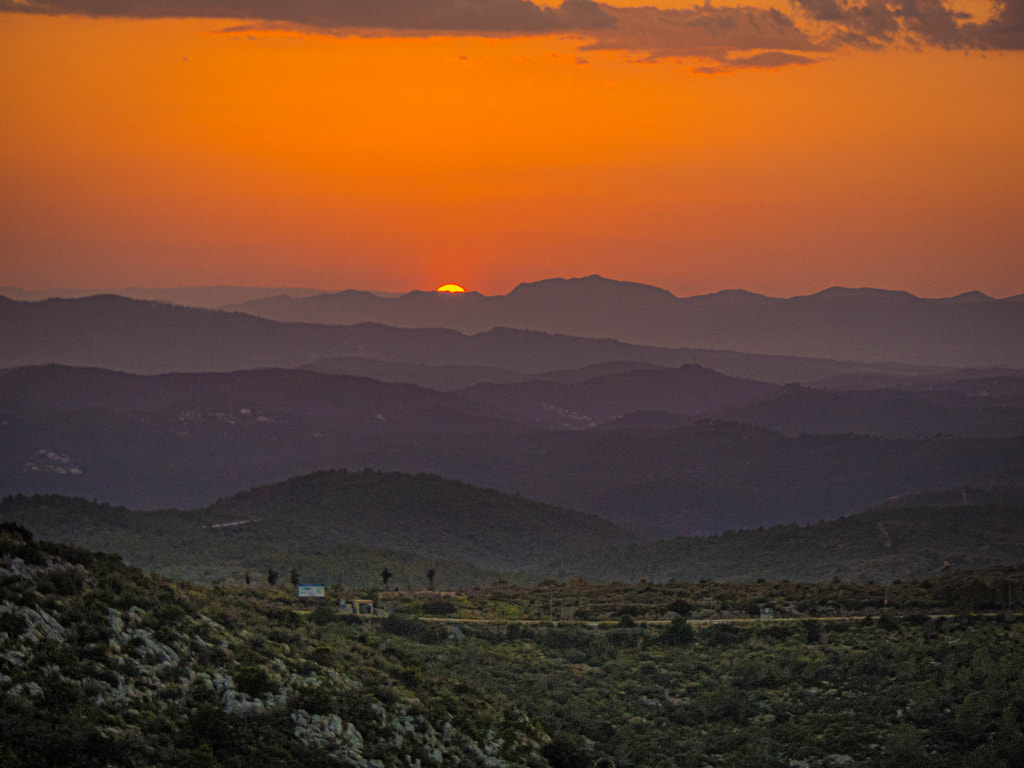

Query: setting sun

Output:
[436, 284, 466, 293]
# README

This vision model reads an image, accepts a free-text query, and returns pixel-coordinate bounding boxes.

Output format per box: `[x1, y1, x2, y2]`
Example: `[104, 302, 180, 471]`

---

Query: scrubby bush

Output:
[422, 600, 458, 616]
[234, 665, 275, 697]
[660, 616, 694, 646]
[308, 645, 335, 665]
[381, 615, 449, 644]
[34, 568, 84, 597]
[0, 611, 28, 637]
[310, 603, 337, 626]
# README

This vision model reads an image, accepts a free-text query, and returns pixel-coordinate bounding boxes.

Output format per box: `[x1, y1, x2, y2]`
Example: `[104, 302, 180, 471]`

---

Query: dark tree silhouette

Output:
[290, 568, 300, 587]
[427, 567, 436, 592]
[381, 567, 393, 592]
[267, 568, 278, 586]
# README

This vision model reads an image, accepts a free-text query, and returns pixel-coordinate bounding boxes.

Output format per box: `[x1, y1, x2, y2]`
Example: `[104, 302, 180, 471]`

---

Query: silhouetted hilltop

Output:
[0, 469, 635, 581]
[226, 275, 1024, 367]
[455, 365, 779, 427]
[3, 292, 990, 382]
[714, 384, 1024, 439]
[0, 364, 509, 427]
[300, 357, 524, 390]
[0, 285, 329, 307]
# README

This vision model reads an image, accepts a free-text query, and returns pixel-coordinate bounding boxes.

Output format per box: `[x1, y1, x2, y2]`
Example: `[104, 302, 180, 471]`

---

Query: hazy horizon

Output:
[3, 275, 1023, 302]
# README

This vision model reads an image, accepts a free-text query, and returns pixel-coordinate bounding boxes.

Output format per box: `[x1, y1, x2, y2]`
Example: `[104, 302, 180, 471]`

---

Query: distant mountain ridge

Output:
[4, 275, 1021, 368]
[2, 293, 977, 380]
[225, 275, 1024, 367]
[454, 365, 779, 428]
[0, 285, 331, 308]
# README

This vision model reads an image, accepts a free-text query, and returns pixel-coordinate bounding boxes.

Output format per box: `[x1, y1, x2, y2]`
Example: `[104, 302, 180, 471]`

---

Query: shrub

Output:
[234, 665, 275, 697]
[542, 738, 591, 768]
[0, 611, 28, 637]
[666, 599, 692, 617]
[294, 685, 337, 715]
[661, 616, 694, 646]
[381, 616, 449, 644]
[308, 646, 335, 665]
[0, 521, 34, 548]
[310, 603, 336, 626]
[35, 568, 84, 597]
[422, 600, 458, 616]
[537, 626, 592, 652]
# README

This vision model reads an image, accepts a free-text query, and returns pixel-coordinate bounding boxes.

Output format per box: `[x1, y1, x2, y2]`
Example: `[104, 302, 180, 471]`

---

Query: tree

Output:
[662, 616, 694, 646]
[381, 567, 393, 592]
[267, 568, 278, 586]
[290, 568, 300, 587]
[427, 567, 436, 592]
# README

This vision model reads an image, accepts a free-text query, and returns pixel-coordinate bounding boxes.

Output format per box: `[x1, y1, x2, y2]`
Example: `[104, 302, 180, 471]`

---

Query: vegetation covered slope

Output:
[4, 478, 1024, 588]
[5, 525, 1024, 768]
[0, 523, 551, 767]
[0, 470, 634, 587]
[567, 498, 1024, 584]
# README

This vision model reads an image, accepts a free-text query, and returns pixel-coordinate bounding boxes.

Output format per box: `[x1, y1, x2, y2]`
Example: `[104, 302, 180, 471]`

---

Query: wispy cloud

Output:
[692, 50, 820, 74]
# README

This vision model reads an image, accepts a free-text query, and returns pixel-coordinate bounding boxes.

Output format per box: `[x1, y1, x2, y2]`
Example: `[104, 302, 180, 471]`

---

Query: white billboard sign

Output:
[297, 584, 326, 598]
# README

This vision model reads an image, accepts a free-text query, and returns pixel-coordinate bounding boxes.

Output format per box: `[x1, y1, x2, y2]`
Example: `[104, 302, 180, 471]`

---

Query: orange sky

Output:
[1, 1, 1023, 297]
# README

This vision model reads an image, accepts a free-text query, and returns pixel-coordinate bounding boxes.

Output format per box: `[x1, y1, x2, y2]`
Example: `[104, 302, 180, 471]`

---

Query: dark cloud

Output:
[0, 0, 614, 32]
[693, 51, 818, 73]
[792, 0, 1024, 50]
[582, 4, 821, 60]
[2, 0, 1022, 67]
[967, 0, 1024, 49]
[0, 0, 822, 70]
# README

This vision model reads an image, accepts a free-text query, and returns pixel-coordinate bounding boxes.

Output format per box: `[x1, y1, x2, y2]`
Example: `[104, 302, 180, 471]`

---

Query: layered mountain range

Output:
[3, 363, 1023, 535]
[220, 275, 1024, 367]
[4, 275, 1024, 371]
[2, 275, 1022, 557]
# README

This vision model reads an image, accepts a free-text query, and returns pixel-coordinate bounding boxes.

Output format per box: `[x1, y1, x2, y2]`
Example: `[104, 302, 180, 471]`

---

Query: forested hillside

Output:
[3, 477, 1024, 588]
[0, 471, 634, 587]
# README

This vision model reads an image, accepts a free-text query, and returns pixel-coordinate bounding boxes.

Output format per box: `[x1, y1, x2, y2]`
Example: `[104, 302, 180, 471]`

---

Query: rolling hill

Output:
[570, 493, 1024, 583]
[714, 385, 1024, 439]
[0, 470, 635, 585]
[454, 365, 779, 427]
[4, 478, 1024, 587]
